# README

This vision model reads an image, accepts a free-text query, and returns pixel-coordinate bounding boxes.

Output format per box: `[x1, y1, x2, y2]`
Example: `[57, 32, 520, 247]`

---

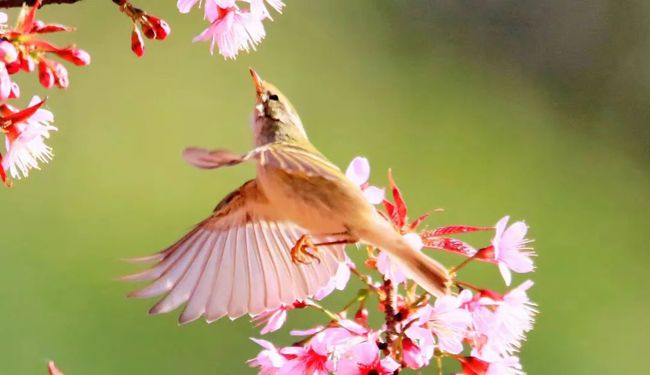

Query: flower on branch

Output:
[179, 0, 284, 59]
[247, 157, 537, 374]
[1, 96, 56, 185]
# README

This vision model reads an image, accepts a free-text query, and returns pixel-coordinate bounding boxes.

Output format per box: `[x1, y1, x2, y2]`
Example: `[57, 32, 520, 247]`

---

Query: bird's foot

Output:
[290, 235, 321, 264]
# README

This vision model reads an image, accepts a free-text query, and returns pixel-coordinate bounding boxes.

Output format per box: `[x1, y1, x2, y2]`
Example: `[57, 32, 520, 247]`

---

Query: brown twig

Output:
[0, 0, 83, 8]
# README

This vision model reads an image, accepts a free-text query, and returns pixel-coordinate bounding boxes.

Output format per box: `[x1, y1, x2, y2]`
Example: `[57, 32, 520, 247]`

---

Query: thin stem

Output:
[306, 301, 339, 321]
[448, 254, 478, 274]
[435, 355, 443, 375]
[455, 279, 483, 292]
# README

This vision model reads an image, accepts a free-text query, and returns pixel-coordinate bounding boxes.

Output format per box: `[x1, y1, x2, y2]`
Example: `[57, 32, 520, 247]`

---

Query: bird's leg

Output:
[290, 233, 358, 264]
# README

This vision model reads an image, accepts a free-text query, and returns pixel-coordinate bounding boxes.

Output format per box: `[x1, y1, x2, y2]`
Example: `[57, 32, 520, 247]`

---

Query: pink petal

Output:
[362, 186, 385, 205]
[403, 232, 423, 251]
[345, 156, 370, 186]
[177, 0, 199, 13]
[260, 308, 287, 334]
[498, 262, 513, 286]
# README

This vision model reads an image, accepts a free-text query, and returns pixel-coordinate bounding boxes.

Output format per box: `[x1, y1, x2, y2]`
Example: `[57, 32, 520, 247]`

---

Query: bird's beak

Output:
[249, 68, 264, 95]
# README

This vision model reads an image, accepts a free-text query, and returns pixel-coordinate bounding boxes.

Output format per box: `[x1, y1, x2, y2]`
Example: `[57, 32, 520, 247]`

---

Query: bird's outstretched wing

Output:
[246, 142, 344, 180]
[182, 143, 343, 181]
[123, 179, 346, 324]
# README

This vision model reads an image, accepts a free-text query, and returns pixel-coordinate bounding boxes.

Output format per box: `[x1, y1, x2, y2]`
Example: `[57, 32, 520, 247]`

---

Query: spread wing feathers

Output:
[124, 180, 346, 324]
[246, 142, 343, 181]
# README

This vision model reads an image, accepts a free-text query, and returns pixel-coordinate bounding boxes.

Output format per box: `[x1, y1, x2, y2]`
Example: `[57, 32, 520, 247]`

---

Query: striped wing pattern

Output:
[124, 180, 346, 324]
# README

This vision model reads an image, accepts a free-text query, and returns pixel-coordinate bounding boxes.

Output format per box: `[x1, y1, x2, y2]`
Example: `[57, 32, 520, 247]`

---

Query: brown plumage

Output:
[124, 69, 450, 324]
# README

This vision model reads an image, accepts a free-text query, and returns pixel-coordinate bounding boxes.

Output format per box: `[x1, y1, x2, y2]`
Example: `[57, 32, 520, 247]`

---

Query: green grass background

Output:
[0, 1, 647, 374]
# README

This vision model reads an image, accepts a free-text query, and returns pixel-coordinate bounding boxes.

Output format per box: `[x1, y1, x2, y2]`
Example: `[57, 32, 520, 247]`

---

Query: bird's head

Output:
[249, 68, 307, 146]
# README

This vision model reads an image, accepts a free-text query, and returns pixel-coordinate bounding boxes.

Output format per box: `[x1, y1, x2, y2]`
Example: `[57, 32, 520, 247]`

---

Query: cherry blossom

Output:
[248, 338, 287, 374]
[409, 290, 473, 355]
[491, 216, 536, 285]
[336, 341, 400, 375]
[1, 97, 57, 182]
[253, 305, 290, 335]
[245, 164, 538, 374]
[314, 260, 352, 300]
[179, 0, 284, 59]
[345, 156, 385, 204]
[468, 281, 537, 361]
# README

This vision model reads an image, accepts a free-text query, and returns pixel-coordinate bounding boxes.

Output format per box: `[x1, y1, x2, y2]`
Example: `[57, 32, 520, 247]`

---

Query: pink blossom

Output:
[249, 0, 285, 19]
[314, 259, 351, 300]
[376, 232, 422, 284]
[278, 334, 332, 375]
[410, 290, 472, 355]
[469, 281, 537, 361]
[336, 341, 400, 375]
[402, 337, 434, 369]
[193, 5, 266, 59]
[248, 338, 287, 375]
[2, 96, 57, 180]
[253, 305, 289, 335]
[345, 156, 385, 204]
[491, 216, 535, 285]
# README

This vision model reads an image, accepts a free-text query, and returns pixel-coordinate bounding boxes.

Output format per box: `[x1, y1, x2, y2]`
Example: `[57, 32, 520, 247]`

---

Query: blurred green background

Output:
[1, 1, 648, 373]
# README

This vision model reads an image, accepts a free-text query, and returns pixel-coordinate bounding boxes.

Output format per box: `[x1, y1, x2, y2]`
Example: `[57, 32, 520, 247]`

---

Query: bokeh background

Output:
[1, 1, 648, 373]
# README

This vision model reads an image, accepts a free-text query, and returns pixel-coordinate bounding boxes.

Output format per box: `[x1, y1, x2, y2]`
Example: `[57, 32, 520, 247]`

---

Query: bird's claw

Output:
[291, 235, 321, 264]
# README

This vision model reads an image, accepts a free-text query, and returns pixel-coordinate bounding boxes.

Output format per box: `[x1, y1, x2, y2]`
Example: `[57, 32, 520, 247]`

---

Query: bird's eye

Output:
[268, 94, 279, 101]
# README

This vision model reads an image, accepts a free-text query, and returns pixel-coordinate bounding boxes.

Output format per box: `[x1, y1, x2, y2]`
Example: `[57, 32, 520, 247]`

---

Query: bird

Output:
[124, 69, 450, 325]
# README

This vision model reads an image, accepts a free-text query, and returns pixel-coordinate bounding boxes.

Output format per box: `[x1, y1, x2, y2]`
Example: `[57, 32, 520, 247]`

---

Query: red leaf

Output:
[382, 199, 396, 221]
[387, 169, 407, 227]
[409, 213, 430, 231]
[422, 236, 476, 257]
[429, 225, 493, 236]
[2, 98, 45, 124]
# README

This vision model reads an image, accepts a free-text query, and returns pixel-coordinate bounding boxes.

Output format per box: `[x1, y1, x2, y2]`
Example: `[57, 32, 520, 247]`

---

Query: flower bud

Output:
[148, 15, 170, 40]
[5, 59, 20, 74]
[131, 27, 145, 57]
[0, 41, 18, 64]
[20, 52, 35, 72]
[57, 47, 91, 66]
[38, 60, 54, 89]
[52, 62, 69, 88]
[140, 22, 156, 40]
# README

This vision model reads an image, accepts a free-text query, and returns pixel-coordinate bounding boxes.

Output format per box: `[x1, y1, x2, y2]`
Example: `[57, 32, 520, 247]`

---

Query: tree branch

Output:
[0, 0, 83, 8]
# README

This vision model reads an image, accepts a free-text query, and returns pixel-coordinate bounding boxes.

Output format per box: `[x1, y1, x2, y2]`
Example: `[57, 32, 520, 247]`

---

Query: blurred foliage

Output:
[0, 1, 647, 374]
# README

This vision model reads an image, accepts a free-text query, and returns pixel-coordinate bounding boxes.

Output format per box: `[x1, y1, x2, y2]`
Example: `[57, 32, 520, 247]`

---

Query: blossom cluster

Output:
[249, 157, 538, 374]
[177, 0, 284, 59]
[0, 0, 89, 186]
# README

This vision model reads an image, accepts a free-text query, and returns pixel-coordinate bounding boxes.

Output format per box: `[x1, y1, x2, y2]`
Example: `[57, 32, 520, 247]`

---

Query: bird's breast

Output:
[255, 165, 364, 234]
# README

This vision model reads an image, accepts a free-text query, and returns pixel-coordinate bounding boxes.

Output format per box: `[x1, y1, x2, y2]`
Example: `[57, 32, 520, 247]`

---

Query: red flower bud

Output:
[147, 15, 170, 40]
[19, 53, 35, 72]
[52, 62, 69, 89]
[140, 22, 156, 40]
[131, 27, 145, 57]
[5, 59, 20, 74]
[38, 60, 54, 89]
[57, 47, 91, 66]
